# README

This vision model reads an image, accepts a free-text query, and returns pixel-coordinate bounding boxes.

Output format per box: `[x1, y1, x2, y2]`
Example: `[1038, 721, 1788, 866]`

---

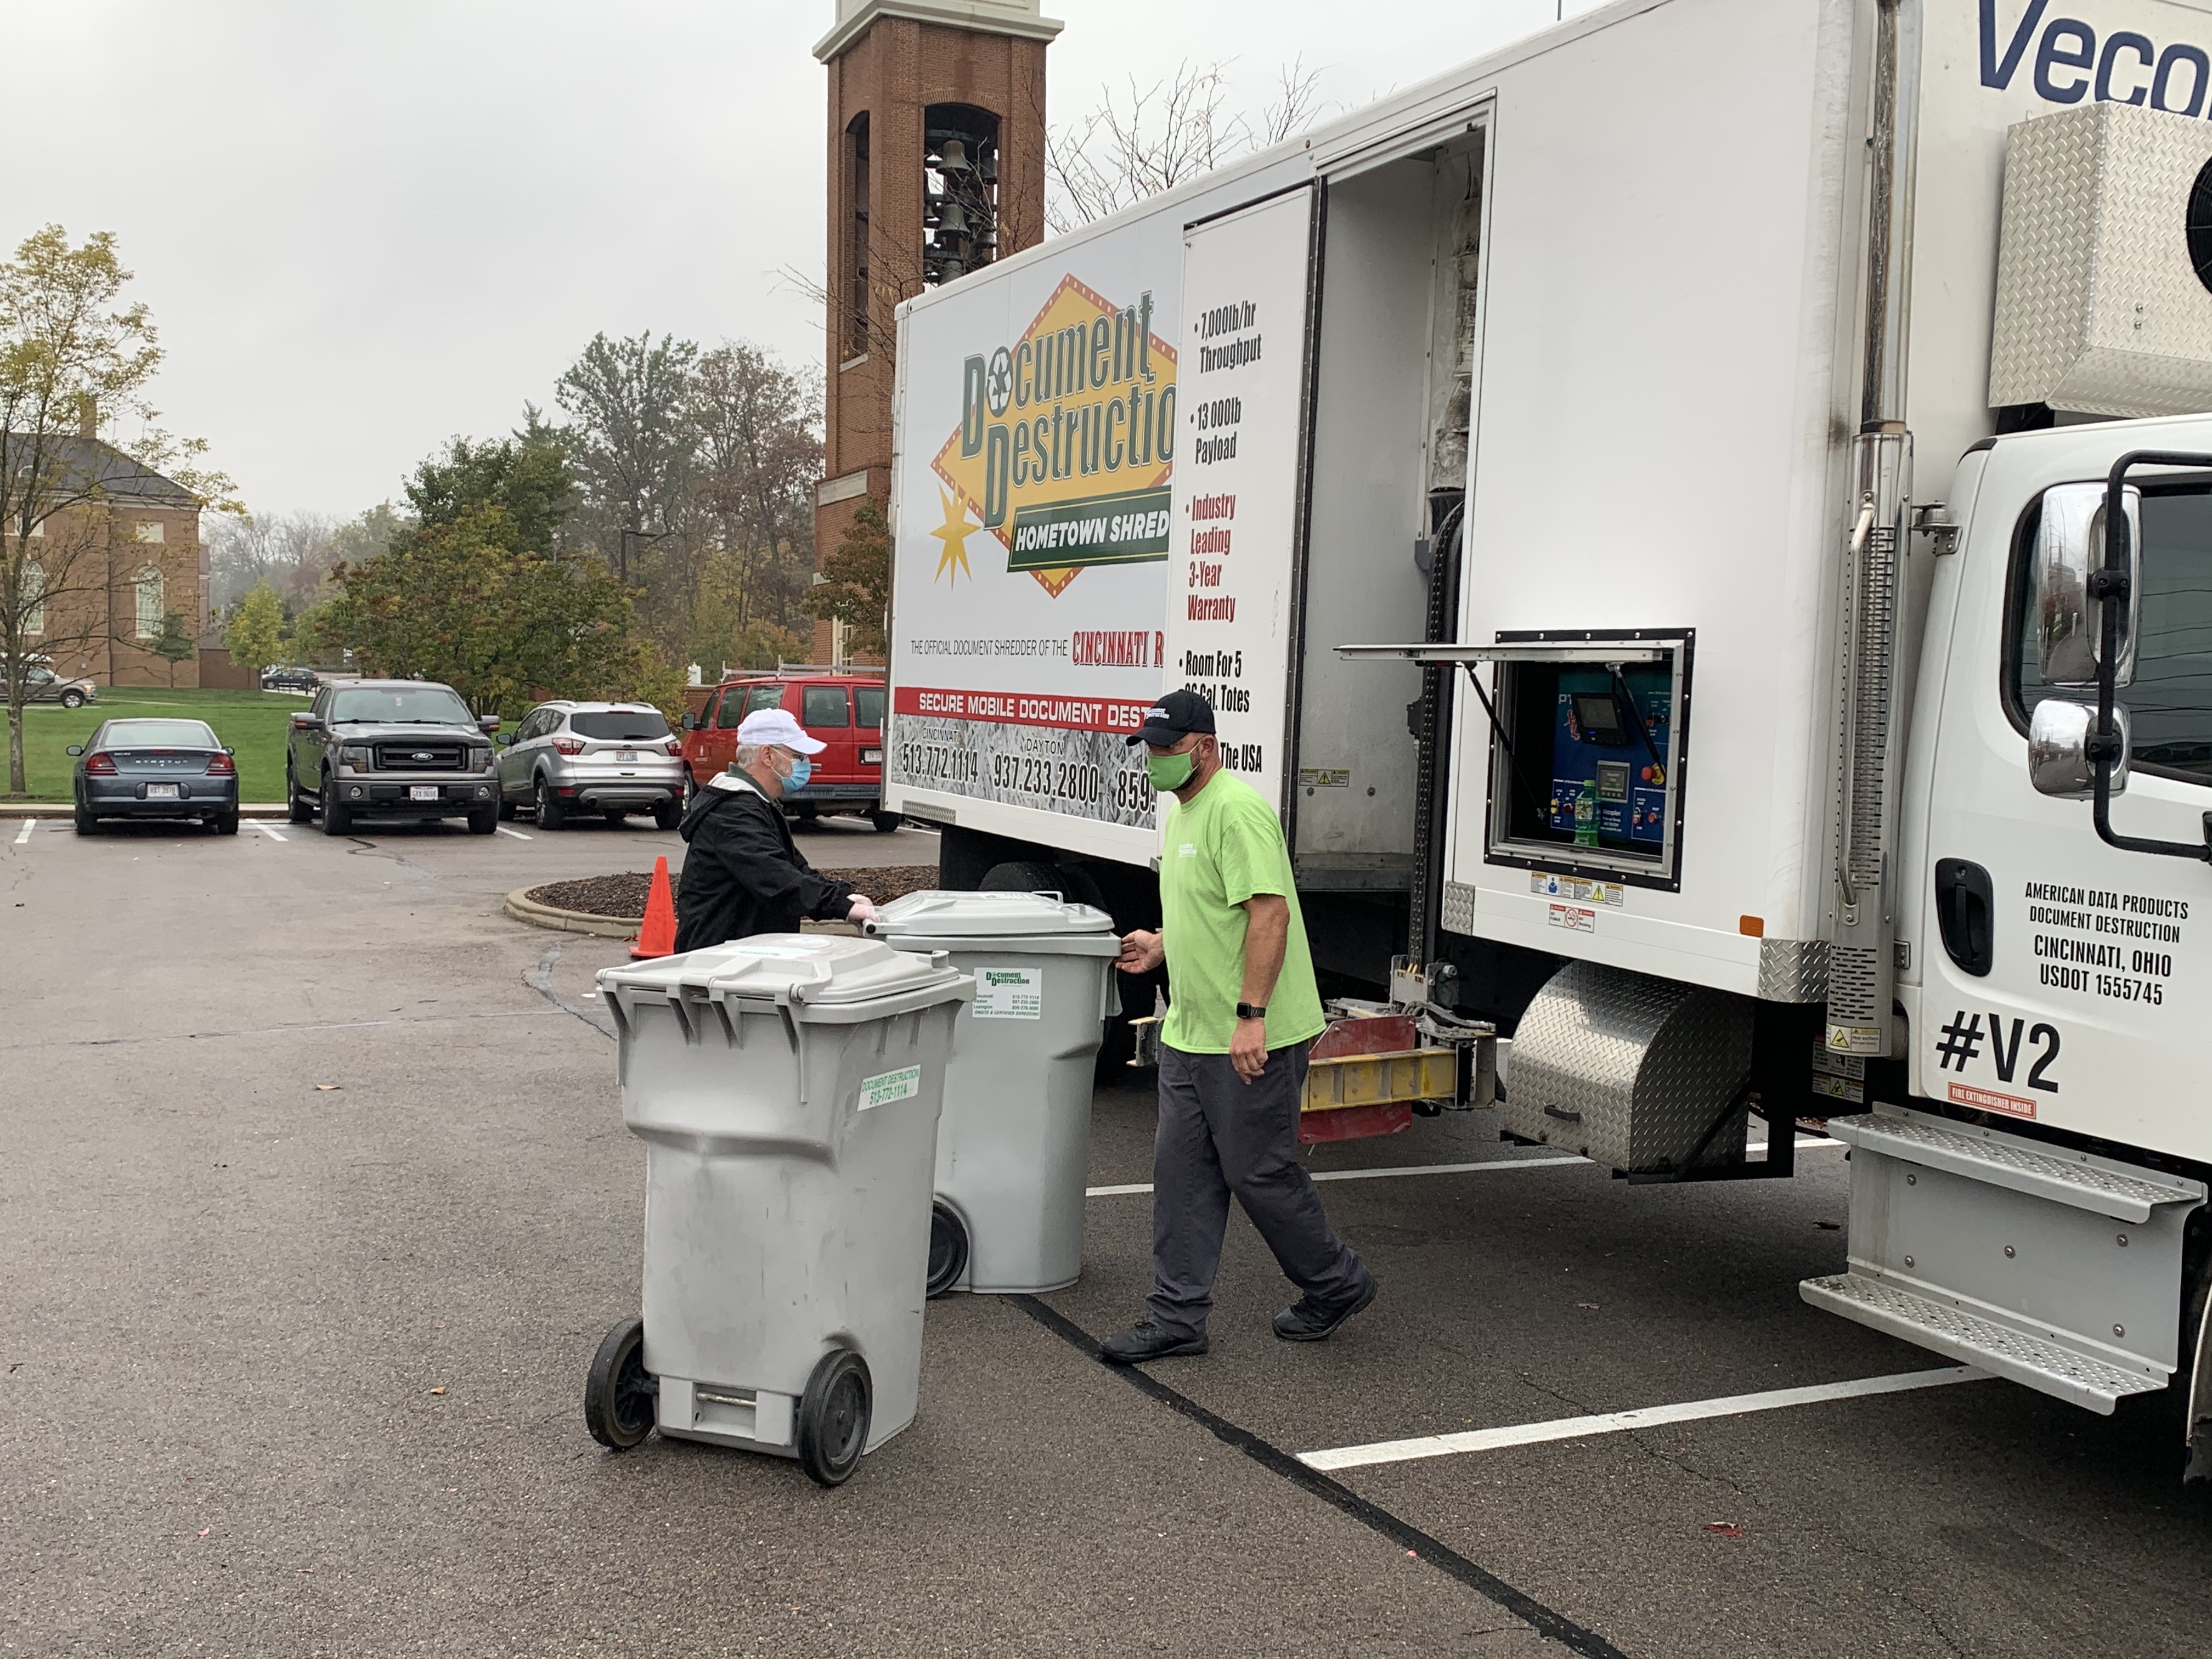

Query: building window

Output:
[847, 112, 871, 360]
[134, 521, 165, 544]
[922, 104, 1000, 287]
[136, 566, 163, 639]
[20, 559, 42, 635]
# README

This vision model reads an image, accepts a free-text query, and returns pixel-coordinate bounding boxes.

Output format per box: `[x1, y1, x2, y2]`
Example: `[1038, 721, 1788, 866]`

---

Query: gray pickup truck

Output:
[285, 679, 501, 836]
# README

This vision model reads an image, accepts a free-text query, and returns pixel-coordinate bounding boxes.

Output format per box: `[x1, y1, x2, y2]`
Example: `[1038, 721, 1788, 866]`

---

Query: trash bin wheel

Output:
[927, 1200, 969, 1299]
[584, 1317, 658, 1451]
[797, 1348, 872, 1487]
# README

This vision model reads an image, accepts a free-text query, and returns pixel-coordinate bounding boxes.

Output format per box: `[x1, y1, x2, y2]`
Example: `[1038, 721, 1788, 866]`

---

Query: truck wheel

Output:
[467, 805, 498, 836]
[980, 860, 1065, 898]
[653, 799, 682, 831]
[286, 766, 313, 823]
[320, 774, 352, 836]
[868, 811, 902, 833]
[583, 1317, 657, 1451]
[535, 777, 567, 831]
[795, 1348, 871, 1487]
[60, 689, 84, 709]
[927, 1201, 969, 1299]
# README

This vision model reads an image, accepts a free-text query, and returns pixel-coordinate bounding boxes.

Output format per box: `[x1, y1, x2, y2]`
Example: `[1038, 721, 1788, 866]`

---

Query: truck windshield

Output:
[330, 687, 475, 725]
[2011, 486, 2212, 787]
[571, 710, 670, 742]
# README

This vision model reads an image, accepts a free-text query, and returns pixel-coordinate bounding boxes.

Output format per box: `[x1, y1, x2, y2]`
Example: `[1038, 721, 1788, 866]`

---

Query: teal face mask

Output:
[783, 755, 814, 789]
[1146, 748, 1196, 791]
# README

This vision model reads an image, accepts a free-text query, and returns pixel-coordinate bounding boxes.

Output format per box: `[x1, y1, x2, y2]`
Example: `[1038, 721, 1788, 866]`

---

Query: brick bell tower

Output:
[812, 0, 1061, 664]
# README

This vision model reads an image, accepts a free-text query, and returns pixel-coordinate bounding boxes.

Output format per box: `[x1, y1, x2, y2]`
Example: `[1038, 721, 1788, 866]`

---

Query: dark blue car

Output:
[68, 717, 240, 835]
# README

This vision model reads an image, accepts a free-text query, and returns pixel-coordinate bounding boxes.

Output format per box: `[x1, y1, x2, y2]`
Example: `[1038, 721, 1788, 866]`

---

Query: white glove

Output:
[847, 896, 880, 924]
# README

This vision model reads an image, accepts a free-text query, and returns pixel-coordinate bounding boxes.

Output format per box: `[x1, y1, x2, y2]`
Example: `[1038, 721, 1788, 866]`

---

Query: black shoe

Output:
[1098, 1322, 1210, 1365]
[1273, 1277, 1379, 1342]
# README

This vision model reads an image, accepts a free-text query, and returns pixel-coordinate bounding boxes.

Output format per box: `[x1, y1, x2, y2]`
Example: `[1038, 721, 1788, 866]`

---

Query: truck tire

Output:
[320, 772, 352, 836]
[286, 765, 313, 823]
[60, 689, 84, 709]
[467, 805, 498, 835]
[868, 810, 902, 833]
[535, 776, 567, 831]
[795, 1348, 871, 1488]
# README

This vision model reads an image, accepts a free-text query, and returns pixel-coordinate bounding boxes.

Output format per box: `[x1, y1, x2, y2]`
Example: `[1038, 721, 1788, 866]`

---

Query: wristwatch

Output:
[1236, 1003, 1267, 1021]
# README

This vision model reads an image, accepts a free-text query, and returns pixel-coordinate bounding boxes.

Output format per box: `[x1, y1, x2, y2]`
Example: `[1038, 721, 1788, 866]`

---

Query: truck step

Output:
[1825, 1111, 2199, 1224]
[1801, 1271, 2164, 1414]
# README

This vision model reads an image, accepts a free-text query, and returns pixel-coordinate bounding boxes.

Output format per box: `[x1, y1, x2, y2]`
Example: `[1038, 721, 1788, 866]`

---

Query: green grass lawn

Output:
[4, 685, 308, 803]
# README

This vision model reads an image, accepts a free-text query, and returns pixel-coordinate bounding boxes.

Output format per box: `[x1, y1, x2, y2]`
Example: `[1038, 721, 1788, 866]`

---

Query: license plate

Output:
[862, 748, 883, 764]
[617, 750, 636, 762]
[410, 785, 441, 802]
[146, 782, 179, 800]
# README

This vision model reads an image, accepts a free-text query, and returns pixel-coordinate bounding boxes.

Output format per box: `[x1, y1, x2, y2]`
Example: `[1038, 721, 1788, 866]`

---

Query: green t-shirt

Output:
[1158, 770, 1326, 1054]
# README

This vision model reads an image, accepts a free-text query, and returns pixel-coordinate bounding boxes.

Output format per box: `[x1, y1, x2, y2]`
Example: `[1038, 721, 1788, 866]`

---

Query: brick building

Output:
[810, 0, 1060, 663]
[13, 433, 206, 688]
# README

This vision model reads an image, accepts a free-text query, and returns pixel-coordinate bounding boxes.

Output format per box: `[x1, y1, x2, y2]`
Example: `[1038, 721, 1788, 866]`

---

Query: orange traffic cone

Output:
[631, 856, 678, 960]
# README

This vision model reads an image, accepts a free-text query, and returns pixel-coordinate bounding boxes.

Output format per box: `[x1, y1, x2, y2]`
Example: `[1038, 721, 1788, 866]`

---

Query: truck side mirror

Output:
[2028, 698, 2131, 798]
[290, 712, 323, 732]
[478, 716, 501, 734]
[2033, 482, 2140, 688]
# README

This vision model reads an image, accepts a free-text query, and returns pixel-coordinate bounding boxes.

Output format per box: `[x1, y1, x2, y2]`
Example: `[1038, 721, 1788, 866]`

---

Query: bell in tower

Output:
[810, 0, 1062, 667]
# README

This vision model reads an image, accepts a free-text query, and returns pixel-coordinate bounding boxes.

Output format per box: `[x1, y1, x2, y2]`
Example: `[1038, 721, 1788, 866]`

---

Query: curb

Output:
[502, 888, 640, 940]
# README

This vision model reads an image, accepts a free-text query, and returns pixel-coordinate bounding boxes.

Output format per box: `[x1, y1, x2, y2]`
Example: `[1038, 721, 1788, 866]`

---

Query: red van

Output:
[680, 670, 895, 831]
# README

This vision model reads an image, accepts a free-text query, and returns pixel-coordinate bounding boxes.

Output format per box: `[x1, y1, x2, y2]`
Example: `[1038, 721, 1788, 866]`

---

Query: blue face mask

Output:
[783, 755, 813, 790]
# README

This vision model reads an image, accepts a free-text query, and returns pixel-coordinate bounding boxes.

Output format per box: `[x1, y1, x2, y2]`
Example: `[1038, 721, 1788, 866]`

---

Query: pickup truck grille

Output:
[375, 743, 466, 771]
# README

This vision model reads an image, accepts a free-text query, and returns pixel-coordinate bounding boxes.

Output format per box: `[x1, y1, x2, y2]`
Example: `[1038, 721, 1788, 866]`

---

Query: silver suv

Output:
[497, 701, 684, 830]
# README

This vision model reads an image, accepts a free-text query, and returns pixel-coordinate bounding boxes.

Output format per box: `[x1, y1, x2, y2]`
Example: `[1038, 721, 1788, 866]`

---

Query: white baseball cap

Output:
[736, 706, 827, 754]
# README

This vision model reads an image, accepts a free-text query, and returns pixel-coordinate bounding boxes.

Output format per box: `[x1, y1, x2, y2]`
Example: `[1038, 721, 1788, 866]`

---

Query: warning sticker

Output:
[1532, 871, 1625, 908]
[1547, 904, 1597, 934]
[973, 966, 1043, 1020]
[858, 1065, 923, 1110]
[1948, 1081, 2036, 1120]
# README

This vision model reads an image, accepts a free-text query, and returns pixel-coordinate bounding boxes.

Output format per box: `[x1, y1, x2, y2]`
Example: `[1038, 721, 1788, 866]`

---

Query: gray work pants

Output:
[1147, 1041, 1370, 1338]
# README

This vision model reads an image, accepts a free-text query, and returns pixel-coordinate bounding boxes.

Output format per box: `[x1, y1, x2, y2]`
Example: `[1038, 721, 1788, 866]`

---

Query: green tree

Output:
[224, 580, 285, 675]
[150, 610, 194, 687]
[0, 225, 237, 796]
[319, 503, 652, 716]
[803, 498, 891, 657]
[404, 431, 575, 554]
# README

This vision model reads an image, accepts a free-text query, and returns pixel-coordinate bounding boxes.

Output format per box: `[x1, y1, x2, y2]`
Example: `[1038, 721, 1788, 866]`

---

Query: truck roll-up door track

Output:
[1010, 1294, 1634, 1659]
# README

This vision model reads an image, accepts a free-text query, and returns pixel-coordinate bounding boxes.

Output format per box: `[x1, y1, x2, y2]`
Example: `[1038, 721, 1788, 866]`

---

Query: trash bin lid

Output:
[600, 933, 967, 1008]
[867, 889, 1116, 943]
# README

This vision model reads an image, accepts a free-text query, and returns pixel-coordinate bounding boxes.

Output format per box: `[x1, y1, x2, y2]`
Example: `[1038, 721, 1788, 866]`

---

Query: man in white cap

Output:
[672, 706, 879, 951]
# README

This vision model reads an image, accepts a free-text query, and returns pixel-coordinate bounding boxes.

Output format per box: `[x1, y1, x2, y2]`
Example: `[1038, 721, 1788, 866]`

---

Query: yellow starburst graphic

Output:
[929, 488, 978, 584]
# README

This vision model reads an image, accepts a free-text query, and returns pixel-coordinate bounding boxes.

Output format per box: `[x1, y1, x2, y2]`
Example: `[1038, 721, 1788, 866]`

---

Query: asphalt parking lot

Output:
[4, 810, 2210, 1658]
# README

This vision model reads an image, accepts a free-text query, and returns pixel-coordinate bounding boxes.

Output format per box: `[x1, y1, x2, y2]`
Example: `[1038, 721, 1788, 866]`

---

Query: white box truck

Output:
[884, 0, 2212, 1471]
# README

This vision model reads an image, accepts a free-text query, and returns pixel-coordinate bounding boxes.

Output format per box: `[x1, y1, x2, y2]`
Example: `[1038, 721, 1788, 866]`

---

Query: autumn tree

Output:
[150, 611, 194, 686]
[804, 498, 891, 658]
[0, 225, 237, 797]
[223, 580, 286, 675]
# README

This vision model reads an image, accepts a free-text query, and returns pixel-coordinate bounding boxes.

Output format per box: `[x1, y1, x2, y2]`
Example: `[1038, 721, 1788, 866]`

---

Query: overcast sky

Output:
[1, 1, 1600, 518]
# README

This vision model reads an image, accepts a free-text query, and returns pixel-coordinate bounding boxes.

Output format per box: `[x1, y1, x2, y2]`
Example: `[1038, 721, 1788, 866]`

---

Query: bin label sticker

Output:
[858, 1065, 923, 1110]
[974, 966, 1043, 1020]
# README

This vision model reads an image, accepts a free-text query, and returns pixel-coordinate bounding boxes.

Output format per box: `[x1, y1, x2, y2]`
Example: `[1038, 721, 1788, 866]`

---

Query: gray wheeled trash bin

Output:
[865, 891, 1120, 1296]
[582, 934, 973, 1486]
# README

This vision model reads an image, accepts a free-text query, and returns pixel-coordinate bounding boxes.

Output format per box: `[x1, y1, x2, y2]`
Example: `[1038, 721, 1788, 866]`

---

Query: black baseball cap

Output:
[1128, 688, 1216, 747]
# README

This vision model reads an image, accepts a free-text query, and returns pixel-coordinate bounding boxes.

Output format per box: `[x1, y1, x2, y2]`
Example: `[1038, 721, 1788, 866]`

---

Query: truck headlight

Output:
[340, 744, 375, 771]
[473, 748, 497, 772]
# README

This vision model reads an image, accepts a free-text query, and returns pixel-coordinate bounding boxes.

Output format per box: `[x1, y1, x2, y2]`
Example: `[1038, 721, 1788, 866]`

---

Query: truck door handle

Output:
[1933, 857, 1994, 977]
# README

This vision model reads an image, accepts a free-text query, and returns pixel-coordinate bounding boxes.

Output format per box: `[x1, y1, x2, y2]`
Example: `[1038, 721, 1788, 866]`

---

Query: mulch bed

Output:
[526, 865, 940, 921]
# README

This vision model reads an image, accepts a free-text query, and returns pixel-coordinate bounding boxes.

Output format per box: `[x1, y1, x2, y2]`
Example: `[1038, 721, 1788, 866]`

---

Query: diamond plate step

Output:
[1802, 1271, 2166, 1414]
[1825, 1111, 2202, 1223]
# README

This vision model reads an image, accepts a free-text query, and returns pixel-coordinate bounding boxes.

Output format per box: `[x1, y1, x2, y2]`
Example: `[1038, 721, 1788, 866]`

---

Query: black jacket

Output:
[673, 780, 855, 952]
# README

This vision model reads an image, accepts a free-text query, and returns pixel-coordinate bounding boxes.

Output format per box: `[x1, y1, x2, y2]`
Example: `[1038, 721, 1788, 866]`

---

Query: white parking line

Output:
[1296, 1367, 1987, 1471]
[13, 820, 31, 844]
[496, 826, 533, 840]
[249, 821, 288, 841]
[1082, 1138, 1841, 1199]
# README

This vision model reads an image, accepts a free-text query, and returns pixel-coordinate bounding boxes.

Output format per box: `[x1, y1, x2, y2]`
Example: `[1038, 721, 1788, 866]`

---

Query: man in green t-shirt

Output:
[1100, 690, 1377, 1365]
